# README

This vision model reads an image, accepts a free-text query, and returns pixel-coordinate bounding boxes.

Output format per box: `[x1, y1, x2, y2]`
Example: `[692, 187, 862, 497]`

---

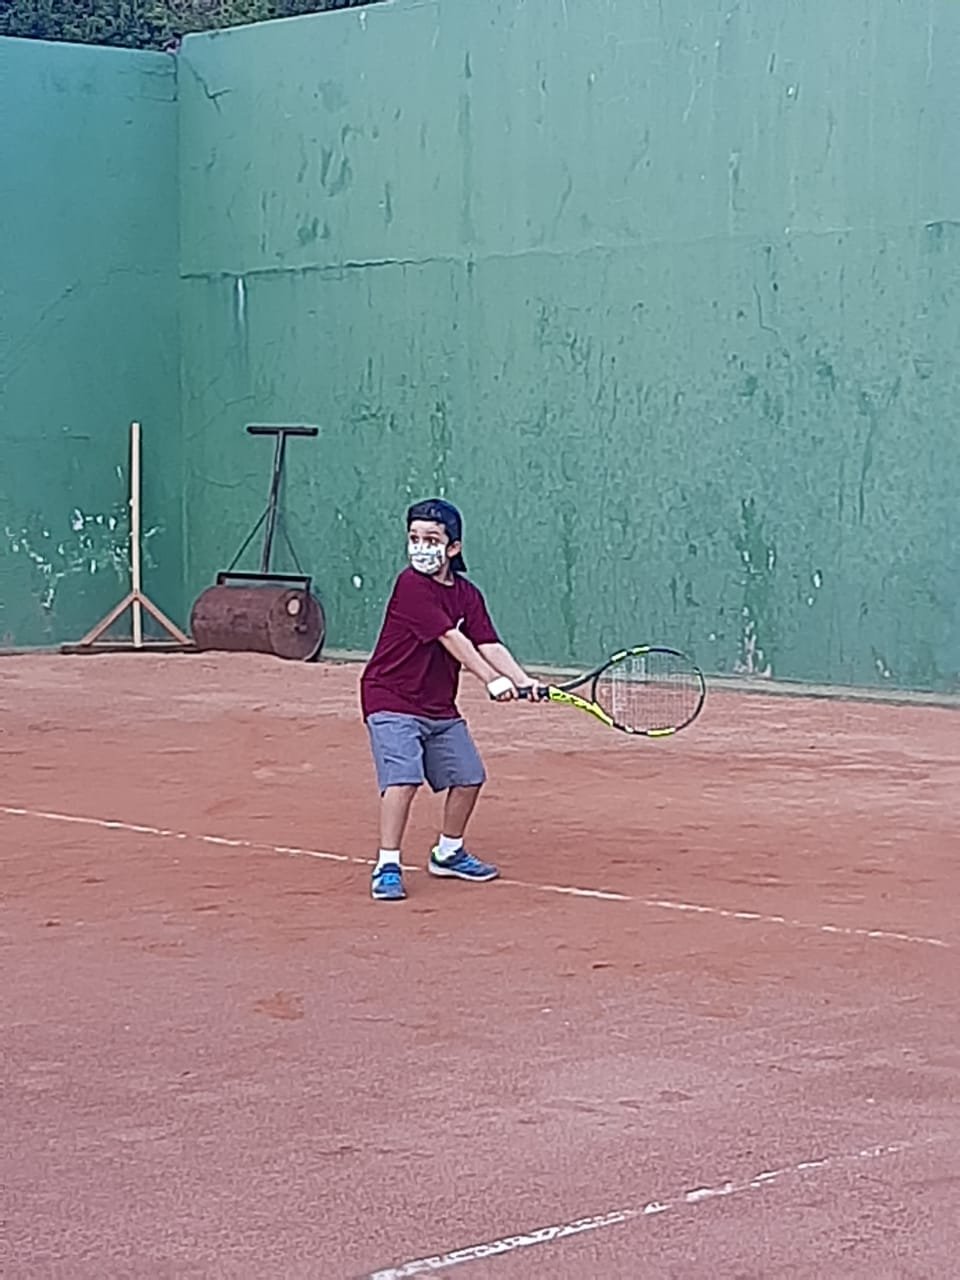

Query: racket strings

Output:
[596, 652, 703, 732]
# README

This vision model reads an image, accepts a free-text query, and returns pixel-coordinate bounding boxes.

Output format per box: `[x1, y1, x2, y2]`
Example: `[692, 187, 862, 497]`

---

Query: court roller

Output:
[190, 573, 325, 662]
[188, 423, 326, 663]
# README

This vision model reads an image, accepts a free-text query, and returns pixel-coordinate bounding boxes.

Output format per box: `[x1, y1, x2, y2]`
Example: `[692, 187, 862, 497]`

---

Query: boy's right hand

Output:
[487, 675, 518, 701]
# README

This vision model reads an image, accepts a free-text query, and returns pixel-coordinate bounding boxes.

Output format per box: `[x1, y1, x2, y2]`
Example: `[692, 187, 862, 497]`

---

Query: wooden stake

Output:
[131, 420, 143, 646]
[62, 421, 192, 654]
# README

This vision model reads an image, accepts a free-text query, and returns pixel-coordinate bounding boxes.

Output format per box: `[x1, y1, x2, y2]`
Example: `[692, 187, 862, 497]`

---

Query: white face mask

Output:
[408, 540, 447, 576]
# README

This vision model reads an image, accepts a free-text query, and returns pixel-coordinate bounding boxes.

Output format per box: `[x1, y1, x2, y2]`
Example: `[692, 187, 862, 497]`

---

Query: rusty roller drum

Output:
[190, 576, 325, 662]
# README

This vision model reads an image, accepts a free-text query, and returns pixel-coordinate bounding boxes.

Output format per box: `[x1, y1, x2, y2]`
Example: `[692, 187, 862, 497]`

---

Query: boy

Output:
[360, 498, 538, 901]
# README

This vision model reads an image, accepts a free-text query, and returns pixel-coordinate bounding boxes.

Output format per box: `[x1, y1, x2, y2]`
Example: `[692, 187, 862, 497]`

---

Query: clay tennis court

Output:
[2, 652, 958, 1277]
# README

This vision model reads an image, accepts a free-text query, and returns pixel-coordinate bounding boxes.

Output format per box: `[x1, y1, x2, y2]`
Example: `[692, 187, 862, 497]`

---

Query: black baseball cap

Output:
[407, 498, 467, 573]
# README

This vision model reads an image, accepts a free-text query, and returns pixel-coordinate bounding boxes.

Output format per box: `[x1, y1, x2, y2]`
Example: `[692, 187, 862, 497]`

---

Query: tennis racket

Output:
[518, 645, 706, 737]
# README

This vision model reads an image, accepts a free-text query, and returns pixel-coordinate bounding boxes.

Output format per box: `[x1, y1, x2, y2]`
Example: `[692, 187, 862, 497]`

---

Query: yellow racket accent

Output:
[544, 687, 614, 727]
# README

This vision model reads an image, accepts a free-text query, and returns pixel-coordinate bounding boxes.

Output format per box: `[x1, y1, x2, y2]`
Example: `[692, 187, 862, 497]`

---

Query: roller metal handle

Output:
[245, 425, 319, 437]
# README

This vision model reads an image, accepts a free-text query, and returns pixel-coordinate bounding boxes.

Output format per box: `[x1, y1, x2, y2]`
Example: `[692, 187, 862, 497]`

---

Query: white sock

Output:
[376, 849, 401, 871]
[436, 834, 463, 861]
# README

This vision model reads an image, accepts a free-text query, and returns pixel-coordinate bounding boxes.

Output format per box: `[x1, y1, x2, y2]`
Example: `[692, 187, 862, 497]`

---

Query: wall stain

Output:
[297, 217, 320, 245]
[457, 93, 475, 244]
[4, 499, 160, 619]
[558, 504, 578, 657]
[814, 353, 837, 394]
[734, 497, 776, 677]
[550, 168, 574, 238]
[856, 377, 900, 525]
[326, 155, 353, 197]
[317, 80, 347, 112]
[429, 400, 452, 495]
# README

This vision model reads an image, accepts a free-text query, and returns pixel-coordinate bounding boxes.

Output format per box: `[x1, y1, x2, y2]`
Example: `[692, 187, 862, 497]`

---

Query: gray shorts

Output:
[365, 712, 486, 794]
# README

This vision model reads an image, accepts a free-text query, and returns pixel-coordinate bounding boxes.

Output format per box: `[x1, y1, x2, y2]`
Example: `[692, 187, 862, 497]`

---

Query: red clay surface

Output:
[1, 652, 958, 1279]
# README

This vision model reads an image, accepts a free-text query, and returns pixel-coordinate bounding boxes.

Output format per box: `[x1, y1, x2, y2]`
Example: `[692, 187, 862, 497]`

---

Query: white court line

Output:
[0, 804, 949, 950]
[360, 1139, 921, 1278]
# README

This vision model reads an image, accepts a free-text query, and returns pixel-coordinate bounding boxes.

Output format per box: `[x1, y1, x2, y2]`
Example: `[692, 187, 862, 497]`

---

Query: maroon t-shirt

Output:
[360, 568, 500, 720]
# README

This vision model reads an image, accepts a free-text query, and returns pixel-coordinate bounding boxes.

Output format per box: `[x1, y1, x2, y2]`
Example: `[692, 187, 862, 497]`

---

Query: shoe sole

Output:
[371, 879, 406, 901]
[428, 862, 499, 882]
[371, 886, 407, 900]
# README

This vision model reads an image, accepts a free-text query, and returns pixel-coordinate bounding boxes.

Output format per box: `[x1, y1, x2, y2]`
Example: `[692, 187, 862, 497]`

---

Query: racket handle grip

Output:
[518, 685, 548, 701]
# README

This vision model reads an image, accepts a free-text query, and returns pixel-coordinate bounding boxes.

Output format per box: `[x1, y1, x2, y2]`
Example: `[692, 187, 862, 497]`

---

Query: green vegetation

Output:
[0, 0, 379, 50]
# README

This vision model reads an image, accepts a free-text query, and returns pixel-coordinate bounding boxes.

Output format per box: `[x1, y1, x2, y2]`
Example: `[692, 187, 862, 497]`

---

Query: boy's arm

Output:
[439, 629, 518, 699]
[478, 642, 537, 692]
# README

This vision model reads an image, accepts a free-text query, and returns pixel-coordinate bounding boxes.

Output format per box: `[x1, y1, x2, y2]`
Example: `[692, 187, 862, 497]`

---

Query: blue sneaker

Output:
[428, 847, 499, 882]
[371, 863, 406, 901]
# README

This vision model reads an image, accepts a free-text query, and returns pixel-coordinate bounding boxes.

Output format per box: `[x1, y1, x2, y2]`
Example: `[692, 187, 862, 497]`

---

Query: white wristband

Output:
[487, 675, 513, 699]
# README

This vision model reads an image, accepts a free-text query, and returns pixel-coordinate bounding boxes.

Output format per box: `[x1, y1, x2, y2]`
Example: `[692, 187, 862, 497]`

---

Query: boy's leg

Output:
[440, 784, 482, 841]
[365, 714, 427, 900]
[380, 784, 418, 850]
[422, 719, 499, 882]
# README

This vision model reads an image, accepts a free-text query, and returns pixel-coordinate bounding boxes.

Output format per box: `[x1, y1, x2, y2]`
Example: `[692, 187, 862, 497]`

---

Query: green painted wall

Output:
[0, 38, 181, 647]
[6, 1, 958, 691]
[177, 0, 960, 692]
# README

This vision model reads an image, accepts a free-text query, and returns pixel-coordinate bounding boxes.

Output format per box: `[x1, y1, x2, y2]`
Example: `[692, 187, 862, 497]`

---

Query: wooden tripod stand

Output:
[61, 422, 193, 654]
